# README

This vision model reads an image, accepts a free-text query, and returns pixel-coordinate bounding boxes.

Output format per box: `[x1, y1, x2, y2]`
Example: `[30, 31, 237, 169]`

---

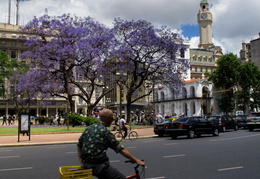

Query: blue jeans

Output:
[84, 161, 125, 179]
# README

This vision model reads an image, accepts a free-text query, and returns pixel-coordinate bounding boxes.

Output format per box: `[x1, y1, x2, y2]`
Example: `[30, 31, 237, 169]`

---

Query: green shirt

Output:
[77, 121, 124, 164]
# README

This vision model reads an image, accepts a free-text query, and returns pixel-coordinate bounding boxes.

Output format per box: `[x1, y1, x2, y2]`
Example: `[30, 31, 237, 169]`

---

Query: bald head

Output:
[99, 108, 114, 127]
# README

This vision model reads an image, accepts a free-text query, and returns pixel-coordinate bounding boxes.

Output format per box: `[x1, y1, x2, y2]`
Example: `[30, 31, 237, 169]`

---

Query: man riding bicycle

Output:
[119, 114, 128, 139]
[77, 108, 145, 179]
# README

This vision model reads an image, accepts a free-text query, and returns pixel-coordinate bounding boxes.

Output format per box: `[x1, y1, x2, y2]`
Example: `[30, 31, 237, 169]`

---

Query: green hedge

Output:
[65, 114, 99, 127]
[37, 116, 50, 124]
[83, 116, 99, 126]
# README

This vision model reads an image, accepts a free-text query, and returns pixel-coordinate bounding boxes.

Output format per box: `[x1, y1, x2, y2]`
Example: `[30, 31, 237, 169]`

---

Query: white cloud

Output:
[1, 0, 259, 56]
[189, 36, 200, 49]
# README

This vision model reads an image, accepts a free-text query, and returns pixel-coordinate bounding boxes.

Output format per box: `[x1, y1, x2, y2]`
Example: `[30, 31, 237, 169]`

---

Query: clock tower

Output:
[197, 0, 213, 49]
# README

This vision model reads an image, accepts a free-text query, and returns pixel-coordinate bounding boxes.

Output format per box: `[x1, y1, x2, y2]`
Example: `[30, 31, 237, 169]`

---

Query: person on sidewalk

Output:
[49, 115, 55, 125]
[56, 115, 61, 126]
[2, 115, 7, 125]
[8, 114, 12, 125]
[119, 115, 128, 139]
[77, 108, 145, 179]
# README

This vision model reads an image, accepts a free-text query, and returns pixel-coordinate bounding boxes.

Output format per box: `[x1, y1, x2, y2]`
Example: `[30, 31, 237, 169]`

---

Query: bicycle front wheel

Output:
[114, 132, 123, 141]
[128, 131, 138, 141]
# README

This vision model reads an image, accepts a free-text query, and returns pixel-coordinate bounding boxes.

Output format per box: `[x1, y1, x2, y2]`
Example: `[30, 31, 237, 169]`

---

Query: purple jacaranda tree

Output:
[18, 14, 116, 116]
[112, 18, 190, 122]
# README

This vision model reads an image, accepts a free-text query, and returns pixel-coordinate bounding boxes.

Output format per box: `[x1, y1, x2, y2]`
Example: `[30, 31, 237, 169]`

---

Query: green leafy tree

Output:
[0, 51, 17, 80]
[237, 62, 260, 112]
[205, 53, 241, 114]
[0, 51, 29, 100]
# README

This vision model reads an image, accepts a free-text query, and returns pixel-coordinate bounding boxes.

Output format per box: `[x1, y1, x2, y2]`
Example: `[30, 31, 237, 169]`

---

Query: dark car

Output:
[154, 118, 172, 137]
[207, 115, 238, 132]
[235, 115, 248, 129]
[164, 116, 219, 139]
[246, 112, 260, 131]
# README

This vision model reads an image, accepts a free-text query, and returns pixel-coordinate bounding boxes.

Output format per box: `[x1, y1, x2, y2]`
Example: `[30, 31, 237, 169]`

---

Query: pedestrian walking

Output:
[12, 114, 16, 125]
[57, 115, 61, 126]
[50, 115, 55, 125]
[8, 114, 12, 125]
[156, 113, 163, 123]
[2, 115, 7, 125]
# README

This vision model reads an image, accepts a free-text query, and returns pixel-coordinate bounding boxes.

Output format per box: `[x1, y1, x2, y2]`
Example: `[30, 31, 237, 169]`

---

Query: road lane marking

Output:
[163, 154, 186, 158]
[165, 143, 178, 145]
[0, 167, 33, 172]
[210, 133, 260, 141]
[110, 160, 120, 163]
[146, 177, 165, 179]
[0, 156, 20, 159]
[46, 146, 66, 149]
[66, 152, 77, 154]
[143, 140, 161, 143]
[218, 166, 244, 171]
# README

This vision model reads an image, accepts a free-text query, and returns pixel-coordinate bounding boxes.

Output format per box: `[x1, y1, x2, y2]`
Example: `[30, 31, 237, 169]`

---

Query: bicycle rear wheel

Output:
[114, 132, 123, 141]
[128, 131, 138, 141]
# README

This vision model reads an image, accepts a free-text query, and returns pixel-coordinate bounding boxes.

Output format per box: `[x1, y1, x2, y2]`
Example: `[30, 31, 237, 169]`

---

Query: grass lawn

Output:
[0, 126, 87, 136]
[0, 124, 150, 136]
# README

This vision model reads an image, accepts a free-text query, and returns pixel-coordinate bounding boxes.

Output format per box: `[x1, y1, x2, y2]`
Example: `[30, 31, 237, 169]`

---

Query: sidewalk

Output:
[0, 127, 156, 147]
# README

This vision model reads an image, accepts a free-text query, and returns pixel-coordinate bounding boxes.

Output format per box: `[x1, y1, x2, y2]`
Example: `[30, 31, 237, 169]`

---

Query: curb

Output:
[0, 135, 157, 147]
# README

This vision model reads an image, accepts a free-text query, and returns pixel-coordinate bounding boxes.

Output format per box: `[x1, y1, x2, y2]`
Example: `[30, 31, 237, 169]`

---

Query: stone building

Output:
[240, 33, 260, 67]
[154, 0, 223, 117]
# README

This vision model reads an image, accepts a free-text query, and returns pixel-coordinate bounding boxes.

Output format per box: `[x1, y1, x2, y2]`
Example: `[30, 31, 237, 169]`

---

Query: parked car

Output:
[207, 115, 238, 132]
[246, 112, 260, 131]
[154, 118, 172, 137]
[235, 115, 248, 129]
[164, 116, 219, 139]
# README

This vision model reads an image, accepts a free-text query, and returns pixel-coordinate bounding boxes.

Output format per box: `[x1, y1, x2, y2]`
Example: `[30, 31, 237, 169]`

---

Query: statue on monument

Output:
[201, 0, 207, 3]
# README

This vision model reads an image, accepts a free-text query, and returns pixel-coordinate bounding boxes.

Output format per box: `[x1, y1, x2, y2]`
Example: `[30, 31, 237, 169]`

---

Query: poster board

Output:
[18, 113, 31, 142]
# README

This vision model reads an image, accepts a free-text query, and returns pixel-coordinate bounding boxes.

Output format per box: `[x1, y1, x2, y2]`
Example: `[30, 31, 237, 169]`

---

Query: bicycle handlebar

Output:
[125, 160, 145, 168]
[125, 160, 144, 164]
[125, 160, 135, 164]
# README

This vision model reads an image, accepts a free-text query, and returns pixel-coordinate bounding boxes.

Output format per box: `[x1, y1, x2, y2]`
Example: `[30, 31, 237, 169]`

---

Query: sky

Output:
[1, 0, 260, 56]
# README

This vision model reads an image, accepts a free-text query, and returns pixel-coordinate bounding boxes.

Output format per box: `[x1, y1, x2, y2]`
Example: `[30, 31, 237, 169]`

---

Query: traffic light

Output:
[211, 106, 214, 111]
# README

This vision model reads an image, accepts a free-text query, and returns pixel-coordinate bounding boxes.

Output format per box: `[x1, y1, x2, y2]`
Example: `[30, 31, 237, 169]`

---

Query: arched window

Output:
[190, 86, 195, 98]
[180, 48, 185, 58]
[182, 87, 187, 99]
[161, 91, 165, 101]
[190, 101, 196, 115]
[172, 103, 175, 114]
[171, 89, 175, 100]
[155, 92, 158, 102]
[193, 55, 197, 61]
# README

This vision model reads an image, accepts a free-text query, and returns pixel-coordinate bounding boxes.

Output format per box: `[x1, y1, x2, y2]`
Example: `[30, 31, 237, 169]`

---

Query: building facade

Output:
[250, 34, 260, 67]
[239, 33, 260, 68]
[154, 0, 223, 117]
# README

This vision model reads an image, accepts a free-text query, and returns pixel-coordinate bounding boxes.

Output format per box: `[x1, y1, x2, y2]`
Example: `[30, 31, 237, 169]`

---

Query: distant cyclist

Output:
[77, 108, 145, 179]
[119, 114, 128, 139]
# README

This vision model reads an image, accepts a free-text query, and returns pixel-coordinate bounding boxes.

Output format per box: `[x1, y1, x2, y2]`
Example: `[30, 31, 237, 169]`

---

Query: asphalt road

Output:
[1, 129, 260, 179]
